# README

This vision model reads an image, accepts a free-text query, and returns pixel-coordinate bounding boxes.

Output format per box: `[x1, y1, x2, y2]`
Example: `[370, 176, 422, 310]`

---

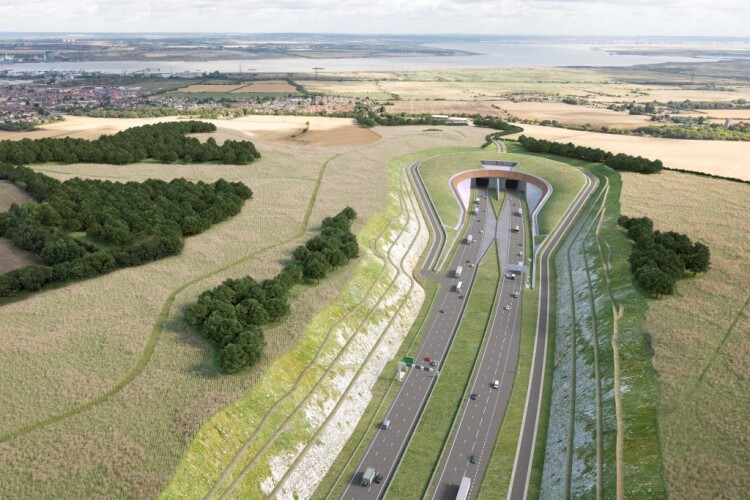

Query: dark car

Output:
[374, 474, 384, 484]
[470, 453, 480, 464]
[470, 393, 478, 400]
[458, 295, 465, 299]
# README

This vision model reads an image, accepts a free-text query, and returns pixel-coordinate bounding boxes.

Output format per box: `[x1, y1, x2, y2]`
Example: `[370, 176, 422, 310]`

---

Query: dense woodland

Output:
[618, 216, 710, 298]
[0, 121, 261, 165]
[0, 164, 252, 297]
[186, 207, 359, 373]
[517, 135, 664, 174]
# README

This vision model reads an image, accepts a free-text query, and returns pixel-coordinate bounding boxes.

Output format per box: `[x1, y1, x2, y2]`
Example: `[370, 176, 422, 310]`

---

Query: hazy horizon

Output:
[0, 0, 747, 37]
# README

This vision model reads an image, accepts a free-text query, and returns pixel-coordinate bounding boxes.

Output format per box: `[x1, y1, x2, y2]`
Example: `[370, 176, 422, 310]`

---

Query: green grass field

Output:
[387, 242, 500, 498]
[504, 141, 586, 236]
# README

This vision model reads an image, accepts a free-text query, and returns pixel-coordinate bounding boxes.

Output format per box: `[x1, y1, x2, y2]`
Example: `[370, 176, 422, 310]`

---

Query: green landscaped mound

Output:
[0, 121, 260, 165]
[0, 164, 252, 298]
[186, 208, 360, 373]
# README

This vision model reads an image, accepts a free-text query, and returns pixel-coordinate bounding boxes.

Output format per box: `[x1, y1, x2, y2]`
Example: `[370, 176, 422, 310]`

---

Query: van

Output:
[381, 420, 391, 430]
[492, 380, 500, 389]
[361, 466, 376, 486]
[455, 281, 463, 293]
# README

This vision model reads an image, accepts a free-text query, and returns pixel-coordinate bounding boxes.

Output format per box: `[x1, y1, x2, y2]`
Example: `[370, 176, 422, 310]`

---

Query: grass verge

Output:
[386, 242, 501, 498]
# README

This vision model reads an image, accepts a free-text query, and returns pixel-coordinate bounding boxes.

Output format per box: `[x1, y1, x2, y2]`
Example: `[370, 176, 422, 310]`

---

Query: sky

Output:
[0, 0, 748, 37]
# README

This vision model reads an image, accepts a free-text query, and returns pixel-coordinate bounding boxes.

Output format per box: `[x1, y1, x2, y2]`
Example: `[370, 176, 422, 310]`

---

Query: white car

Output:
[504, 305, 510, 311]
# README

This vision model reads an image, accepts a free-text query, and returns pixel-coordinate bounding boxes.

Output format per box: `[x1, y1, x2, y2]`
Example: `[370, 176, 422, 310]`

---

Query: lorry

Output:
[456, 476, 471, 500]
[361, 466, 376, 486]
[517, 207, 523, 216]
[455, 281, 463, 293]
[475, 197, 480, 204]
[466, 234, 473, 244]
[455, 266, 463, 278]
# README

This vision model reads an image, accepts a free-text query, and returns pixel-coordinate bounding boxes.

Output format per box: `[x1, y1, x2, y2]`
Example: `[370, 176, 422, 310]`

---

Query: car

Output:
[466, 259, 471, 263]
[374, 474, 384, 484]
[470, 454, 480, 464]
[504, 305, 510, 311]
[469, 263, 475, 268]
[458, 295, 465, 299]
[479, 230, 485, 234]
[430, 360, 437, 367]
[425, 356, 433, 363]
[512, 292, 519, 298]
[439, 308, 445, 313]
[470, 393, 478, 400]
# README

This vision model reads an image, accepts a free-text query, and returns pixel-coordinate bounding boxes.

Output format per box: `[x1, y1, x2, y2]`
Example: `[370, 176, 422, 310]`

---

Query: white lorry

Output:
[455, 266, 463, 278]
[361, 467, 376, 486]
[466, 234, 473, 244]
[455, 281, 463, 293]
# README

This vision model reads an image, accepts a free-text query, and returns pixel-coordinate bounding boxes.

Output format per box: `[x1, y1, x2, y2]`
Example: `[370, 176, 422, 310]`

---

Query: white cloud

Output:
[0, 0, 747, 36]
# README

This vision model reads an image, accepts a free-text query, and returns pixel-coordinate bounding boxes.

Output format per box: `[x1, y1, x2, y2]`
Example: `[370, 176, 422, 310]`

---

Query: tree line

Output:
[0, 121, 261, 165]
[0, 163, 252, 297]
[517, 135, 663, 174]
[630, 123, 750, 141]
[186, 207, 359, 373]
[618, 216, 710, 298]
[472, 115, 524, 146]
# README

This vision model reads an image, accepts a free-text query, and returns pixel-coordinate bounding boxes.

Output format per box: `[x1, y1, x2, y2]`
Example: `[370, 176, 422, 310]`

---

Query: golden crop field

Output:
[507, 123, 750, 180]
[495, 100, 651, 128]
[386, 100, 506, 116]
[0, 119, 490, 498]
[175, 84, 245, 93]
[619, 170, 750, 499]
[230, 80, 298, 93]
[0, 115, 380, 147]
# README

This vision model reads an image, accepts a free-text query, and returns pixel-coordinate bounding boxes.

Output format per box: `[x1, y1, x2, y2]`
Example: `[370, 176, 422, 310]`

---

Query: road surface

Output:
[341, 167, 496, 499]
[431, 189, 526, 500]
[507, 170, 597, 500]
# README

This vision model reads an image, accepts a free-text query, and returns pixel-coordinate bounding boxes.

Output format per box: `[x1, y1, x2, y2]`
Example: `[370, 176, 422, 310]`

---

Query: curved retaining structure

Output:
[449, 168, 552, 243]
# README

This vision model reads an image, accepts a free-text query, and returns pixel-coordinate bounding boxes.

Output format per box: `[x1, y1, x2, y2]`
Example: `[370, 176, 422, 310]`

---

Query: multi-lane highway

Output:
[341, 168, 496, 499]
[431, 189, 526, 500]
[341, 160, 597, 500]
[507, 170, 597, 499]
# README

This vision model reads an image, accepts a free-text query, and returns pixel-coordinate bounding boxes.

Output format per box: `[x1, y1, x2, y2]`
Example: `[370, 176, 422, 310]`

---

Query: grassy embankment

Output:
[476, 149, 586, 498]
[311, 146, 480, 499]
[386, 241, 501, 498]
[508, 144, 665, 497]
[161, 146, 425, 498]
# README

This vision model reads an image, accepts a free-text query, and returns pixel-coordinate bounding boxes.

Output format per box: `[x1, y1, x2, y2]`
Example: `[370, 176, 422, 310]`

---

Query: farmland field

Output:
[0, 179, 30, 211]
[176, 84, 245, 93]
[619, 170, 750, 499]
[298, 66, 750, 104]
[0, 114, 379, 147]
[506, 123, 750, 180]
[0, 180, 39, 272]
[0, 119, 490, 498]
[386, 99, 651, 128]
